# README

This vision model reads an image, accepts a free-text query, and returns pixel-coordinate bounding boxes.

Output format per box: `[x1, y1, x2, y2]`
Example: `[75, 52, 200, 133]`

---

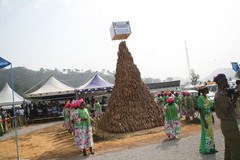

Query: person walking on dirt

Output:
[72, 99, 94, 156]
[163, 97, 181, 139]
[198, 86, 218, 154]
[63, 102, 71, 133]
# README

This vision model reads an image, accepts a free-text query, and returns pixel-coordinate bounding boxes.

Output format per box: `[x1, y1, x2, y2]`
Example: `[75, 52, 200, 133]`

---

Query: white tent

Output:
[0, 83, 26, 106]
[25, 75, 75, 99]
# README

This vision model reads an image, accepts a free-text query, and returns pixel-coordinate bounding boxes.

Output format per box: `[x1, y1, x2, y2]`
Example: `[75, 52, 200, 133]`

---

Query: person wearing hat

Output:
[174, 92, 181, 117]
[69, 100, 77, 135]
[163, 92, 169, 105]
[163, 97, 181, 139]
[198, 86, 218, 154]
[214, 73, 240, 160]
[72, 99, 94, 156]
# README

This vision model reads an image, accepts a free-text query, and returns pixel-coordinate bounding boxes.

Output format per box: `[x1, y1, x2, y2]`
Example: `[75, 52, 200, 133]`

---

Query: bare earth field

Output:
[0, 118, 209, 160]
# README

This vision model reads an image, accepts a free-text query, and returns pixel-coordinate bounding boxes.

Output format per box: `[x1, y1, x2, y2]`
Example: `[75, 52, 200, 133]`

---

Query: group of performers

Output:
[62, 98, 101, 156]
[156, 89, 217, 154]
[156, 91, 196, 121]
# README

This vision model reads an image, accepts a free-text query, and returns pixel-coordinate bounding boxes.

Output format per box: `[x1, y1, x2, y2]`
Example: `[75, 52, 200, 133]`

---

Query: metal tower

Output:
[184, 40, 191, 84]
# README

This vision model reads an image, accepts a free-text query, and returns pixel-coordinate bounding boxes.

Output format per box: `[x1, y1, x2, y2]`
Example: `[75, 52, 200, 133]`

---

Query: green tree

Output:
[39, 68, 45, 73]
[62, 69, 67, 73]
[190, 69, 200, 85]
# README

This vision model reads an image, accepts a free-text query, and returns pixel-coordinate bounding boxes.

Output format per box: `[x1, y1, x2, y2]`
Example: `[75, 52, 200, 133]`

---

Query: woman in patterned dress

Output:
[163, 97, 181, 139]
[198, 86, 218, 154]
[185, 92, 195, 120]
[63, 103, 71, 133]
[73, 99, 94, 156]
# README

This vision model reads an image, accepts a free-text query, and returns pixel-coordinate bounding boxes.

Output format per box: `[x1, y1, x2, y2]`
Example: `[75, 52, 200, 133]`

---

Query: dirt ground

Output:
[0, 118, 207, 160]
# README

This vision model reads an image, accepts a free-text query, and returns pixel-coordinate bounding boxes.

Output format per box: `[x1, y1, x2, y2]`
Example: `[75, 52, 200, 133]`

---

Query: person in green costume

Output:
[85, 102, 92, 115]
[174, 92, 181, 106]
[163, 92, 169, 105]
[156, 93, 164, 108]
[94, 99, 102, 120]
[180, 92, 187, 118]
[198, 86, 218, 154]
[63, 103, 71, 134]
[163, 97, 181, 139]
[185, 92, 195, 121]
[72, 99, 94, 156]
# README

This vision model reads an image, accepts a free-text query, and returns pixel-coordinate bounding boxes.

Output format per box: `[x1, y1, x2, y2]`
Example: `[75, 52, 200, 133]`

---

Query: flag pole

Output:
[11, 64, 20, 160]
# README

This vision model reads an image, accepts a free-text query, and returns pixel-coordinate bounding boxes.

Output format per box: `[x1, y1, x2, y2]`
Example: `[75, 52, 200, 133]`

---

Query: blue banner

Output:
[0, 57, 11, 69]
[231, 62, 240, 72]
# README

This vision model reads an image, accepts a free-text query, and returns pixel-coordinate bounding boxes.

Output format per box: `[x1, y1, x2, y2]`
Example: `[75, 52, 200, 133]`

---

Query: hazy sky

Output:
[0, 0, 239, 80]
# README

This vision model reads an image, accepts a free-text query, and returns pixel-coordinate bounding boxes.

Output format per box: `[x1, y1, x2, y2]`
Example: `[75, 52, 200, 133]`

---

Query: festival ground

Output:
[0, 117, 218, 160]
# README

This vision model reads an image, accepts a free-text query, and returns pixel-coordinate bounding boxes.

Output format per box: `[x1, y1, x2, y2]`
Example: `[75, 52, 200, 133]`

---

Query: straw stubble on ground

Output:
[0, 118, 204, 160]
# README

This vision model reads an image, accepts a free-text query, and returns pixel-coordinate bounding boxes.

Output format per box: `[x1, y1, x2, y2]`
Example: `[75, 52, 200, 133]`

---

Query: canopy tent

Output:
[77, 73, 114, 95]
[0, 83, 29, 106]
[24, 75, 76, 100]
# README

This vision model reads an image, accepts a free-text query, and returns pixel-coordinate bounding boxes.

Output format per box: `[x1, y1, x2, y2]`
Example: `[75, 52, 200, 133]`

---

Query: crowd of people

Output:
[1, 73, 240, 159]
[155, 90, 196, 121]
[25, 101, 64, 120]
[0, 107, 25, 136]
[155, 74, 240, 160]
[0, 101, 65, 136]
[155, 90, 196, 140]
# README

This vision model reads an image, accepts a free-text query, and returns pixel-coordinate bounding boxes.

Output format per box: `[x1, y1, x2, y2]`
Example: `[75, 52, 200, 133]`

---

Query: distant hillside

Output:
[168, 68, 237, 86]
[202, 68, 236, 81]
[0, 67, 163, 96]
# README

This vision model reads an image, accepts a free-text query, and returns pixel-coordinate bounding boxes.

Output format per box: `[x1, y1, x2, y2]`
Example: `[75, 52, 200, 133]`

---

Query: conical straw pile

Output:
[98, 41, 164, 133]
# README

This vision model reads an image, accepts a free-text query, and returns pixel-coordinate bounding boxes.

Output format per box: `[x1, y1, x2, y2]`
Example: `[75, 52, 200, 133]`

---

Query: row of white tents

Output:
[0, 83, 30, 109]
[0, 73, 114, 108]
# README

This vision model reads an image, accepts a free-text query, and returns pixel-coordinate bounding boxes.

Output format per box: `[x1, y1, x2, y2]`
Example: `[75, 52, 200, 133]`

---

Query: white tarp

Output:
[25, 75, 75, 98]
[0, 83, 26, 106]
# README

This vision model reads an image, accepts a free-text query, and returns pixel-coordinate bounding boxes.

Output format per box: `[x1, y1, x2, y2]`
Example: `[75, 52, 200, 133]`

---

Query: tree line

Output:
[0, 67, 162, 96]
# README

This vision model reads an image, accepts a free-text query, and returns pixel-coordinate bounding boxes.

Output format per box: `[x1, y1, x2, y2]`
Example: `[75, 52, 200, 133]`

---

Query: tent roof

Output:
[78, 73, 114, 93]
[25, 75, 75, 98]
[0, 83, 25, 106]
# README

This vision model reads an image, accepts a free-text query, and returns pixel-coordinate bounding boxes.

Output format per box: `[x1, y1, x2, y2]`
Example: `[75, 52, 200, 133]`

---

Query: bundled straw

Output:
[98, 41, 164, 133]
